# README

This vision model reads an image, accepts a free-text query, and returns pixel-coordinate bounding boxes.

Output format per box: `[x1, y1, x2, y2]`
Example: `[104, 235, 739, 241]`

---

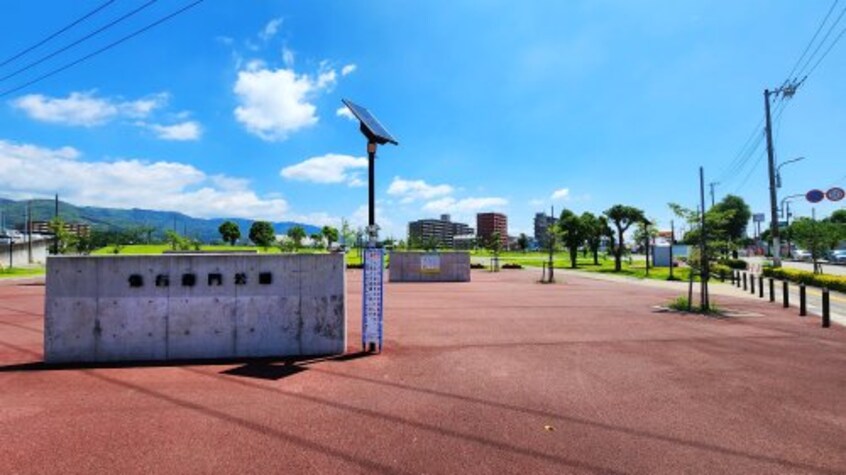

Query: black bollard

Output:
[822, 289, 830, 328]
[743, 272, 748, 291]
[731, 271, 736, 285]
[758, 275, 764, 298]
[750, 275, 756, 294]
[769, 278, 775, 302]
[783, 281, 789, 308]
[799, 284, 806, 316]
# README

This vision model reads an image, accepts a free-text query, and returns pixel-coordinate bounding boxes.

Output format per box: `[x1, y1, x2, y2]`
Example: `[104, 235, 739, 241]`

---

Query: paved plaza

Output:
[2, 270, 846, 474]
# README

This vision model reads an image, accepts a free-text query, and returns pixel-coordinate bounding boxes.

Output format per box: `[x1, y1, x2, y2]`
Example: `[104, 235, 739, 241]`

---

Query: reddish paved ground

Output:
[1, 270, 846, 474]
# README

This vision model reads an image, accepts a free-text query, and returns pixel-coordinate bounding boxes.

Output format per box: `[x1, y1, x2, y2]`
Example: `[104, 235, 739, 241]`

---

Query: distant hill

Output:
[0, 197, 321, 243]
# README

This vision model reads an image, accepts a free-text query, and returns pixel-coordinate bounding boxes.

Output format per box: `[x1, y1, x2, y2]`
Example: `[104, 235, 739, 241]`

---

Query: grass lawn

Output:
[0, 266, 46, 279]
[91, 244, 373, 266]
[471, 250, 692, 282]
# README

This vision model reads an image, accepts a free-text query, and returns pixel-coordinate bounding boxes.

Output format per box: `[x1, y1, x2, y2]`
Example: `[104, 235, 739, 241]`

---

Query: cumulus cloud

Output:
[12, 91, 167, 127]
[259, 17, 283, 41]
[387, 177, 453, 203]
[280, 153, 367, 186]
[0, 139, 288, 220]
[341, 64, 357, 76]
[422, 196, 508, 214]
[551, 188, 570, 201]
[336, 106, 355, 121]
[233, 65, 339, 141]
[144, 121, 202, 141]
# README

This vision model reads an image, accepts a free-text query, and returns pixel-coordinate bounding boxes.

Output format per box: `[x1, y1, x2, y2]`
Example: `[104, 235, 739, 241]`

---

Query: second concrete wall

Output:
[389, 252, 470, 282]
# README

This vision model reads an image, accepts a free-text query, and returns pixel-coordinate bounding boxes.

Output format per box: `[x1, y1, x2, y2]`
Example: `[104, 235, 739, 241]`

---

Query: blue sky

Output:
[0, 0, 844, 239]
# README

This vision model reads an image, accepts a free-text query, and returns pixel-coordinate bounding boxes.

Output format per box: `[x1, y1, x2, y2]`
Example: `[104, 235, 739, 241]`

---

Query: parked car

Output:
[829, 250, 846, 264]
[793, 249, 812, 261]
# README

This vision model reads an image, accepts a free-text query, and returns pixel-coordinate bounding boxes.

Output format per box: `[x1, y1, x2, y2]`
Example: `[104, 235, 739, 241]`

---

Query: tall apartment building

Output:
[408, 214, 474, 248]
[533, 212, 556, 248]
[476, 212, 508, 248]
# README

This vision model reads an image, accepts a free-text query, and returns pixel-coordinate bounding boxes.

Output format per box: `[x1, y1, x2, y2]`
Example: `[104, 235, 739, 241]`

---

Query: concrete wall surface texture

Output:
[0, 239, 49, 267]
[389, 252, 471, 282]
[44, 254, 346, 363]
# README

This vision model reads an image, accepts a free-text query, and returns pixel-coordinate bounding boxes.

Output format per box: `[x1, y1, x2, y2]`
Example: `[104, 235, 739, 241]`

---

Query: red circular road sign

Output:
[806, 189, 825, 203]
[826, 187, 845, 202]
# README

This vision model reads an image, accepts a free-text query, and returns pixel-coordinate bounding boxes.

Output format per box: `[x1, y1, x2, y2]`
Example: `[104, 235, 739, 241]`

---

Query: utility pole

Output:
[764, 88, 781, 267]
[699, 166, 709, 310]
[27, 200, 32, 264]
[547, 205, 554, 283]
[53, 194, 59, 255]
[708, 181, 719, 208]
[669, 219, 675, 280]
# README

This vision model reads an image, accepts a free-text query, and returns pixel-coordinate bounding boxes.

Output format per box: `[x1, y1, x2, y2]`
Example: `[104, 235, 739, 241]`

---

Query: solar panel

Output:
[342, 99, 398, 145]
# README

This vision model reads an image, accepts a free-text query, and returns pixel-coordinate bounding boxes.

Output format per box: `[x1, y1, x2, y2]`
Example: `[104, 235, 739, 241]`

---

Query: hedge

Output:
[761, 267, 846, 293]
[718, 258, 748, 270]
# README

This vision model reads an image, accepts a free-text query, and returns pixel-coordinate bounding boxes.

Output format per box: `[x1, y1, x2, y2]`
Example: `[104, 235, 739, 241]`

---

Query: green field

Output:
[470, 250, 693, 281]
[0, 266, 46, 279]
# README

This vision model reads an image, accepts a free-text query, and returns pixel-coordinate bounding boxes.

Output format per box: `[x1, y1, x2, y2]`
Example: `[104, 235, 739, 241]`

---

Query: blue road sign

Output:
[826, 187, 845, 202]
[806, 189, 825, 203]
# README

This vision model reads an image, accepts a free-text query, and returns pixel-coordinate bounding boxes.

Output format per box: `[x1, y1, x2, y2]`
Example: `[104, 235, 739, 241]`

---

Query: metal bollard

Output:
[822, 289, 830, 328]
[731, 271, 736, 285]
[743, 272, 748, 291]
[799, 284, 806, 316]
[750, 275, 755, 294]
[758, 275, 764, 298]
[783, 281, 789, 308]
[769, 278, 775, 302]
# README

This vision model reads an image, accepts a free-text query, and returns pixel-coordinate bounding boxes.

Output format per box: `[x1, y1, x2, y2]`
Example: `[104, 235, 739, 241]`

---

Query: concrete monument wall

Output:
[389, 252, 470, 282]
[44, 254, 345, 363]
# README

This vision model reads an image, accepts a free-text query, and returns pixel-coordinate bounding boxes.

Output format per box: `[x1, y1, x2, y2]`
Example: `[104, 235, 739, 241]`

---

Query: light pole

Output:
[341, 99, 398, 354]
[776, 156, 805, 189]
[780, 193, 803, 259]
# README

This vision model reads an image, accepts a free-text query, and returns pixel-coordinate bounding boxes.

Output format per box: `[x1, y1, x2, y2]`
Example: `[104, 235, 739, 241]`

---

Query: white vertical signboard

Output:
[362, 247, 384, 352]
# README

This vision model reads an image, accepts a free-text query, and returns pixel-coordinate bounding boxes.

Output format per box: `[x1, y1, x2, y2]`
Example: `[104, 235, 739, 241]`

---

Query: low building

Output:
[28, 220, 91, 237]
[408, 214, 474, 248]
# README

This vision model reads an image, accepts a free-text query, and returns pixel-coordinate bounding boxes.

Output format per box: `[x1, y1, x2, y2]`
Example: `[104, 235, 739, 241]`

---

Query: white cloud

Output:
[551, 188, 570, 201]
[422, 196, 508, 214]
[336, 107, 355, 121]
[341, 64, 357, 76]
[0, 139, 288, 220]
[387, 177, 453, 203]
[259, 18, 283, 41]
[282, 47, 295, 67]
[145, 121, 202, 141]
[529, 198, 544, 206]
[233, 65, 339, 141]
[280, 153, 367, 186]
[12, 91, 167, 127]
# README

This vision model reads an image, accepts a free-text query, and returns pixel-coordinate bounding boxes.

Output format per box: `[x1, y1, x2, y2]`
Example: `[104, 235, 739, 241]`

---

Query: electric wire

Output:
[0, 0, 158, 84]
[783, 0, 839, 82]
[0, 0, 204, 99]
[793, 3, 846, 80]
[0, 0, 116, 68]
[804, 21, 846, 79]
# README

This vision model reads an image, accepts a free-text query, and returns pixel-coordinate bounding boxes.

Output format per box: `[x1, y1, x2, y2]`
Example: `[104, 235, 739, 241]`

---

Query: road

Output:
[745, 256, 846, 276]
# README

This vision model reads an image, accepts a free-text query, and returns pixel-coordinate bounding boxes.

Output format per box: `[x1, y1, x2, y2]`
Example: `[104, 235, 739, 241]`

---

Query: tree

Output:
[487, 231, 503, 271]
[309, 232, 324, 249]
[249, 221, 276, 249]
[321, 225, 339, 250]
[164, 229, 192, 251]
[789, 218, 843, 274]
[421, 236, 440, 252]
[340, 219, 356, 249]
[286, 225, 306, 251]
[633, 219, 658, 269]
[604, 205, 645, 272]
[516, 233, 530, 252]
[558, 209, 583, 268]
[710, 194, 750, 257]
[47, 218, 76, 255]
[826, 209, 846, 225]
[580, 212, 610, 265]
[218, 221, 241, 246]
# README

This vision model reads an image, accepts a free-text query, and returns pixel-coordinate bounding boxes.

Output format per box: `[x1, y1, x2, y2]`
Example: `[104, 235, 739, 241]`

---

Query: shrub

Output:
[710, 263, 731, 280]
[470, 263, 485, 269]
[762, 267, 846, 293]
[502, 263, 523, 269]
[718, 258, 748, 270]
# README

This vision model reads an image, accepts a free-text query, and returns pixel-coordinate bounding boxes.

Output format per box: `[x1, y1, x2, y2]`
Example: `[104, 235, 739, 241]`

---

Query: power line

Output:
[794, 3, 846, 80]
[0, 0, 204, 99]
[0, 0, 116, 68]
[804, 20, 846, 79]
[734, 148, 768, 194]
[783, 0, 839, 82]
[0, 0, 159, 84]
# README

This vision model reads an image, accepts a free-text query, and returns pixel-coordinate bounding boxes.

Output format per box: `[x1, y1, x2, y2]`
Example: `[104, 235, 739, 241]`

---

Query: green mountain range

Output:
[0, 197, 320, 243]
